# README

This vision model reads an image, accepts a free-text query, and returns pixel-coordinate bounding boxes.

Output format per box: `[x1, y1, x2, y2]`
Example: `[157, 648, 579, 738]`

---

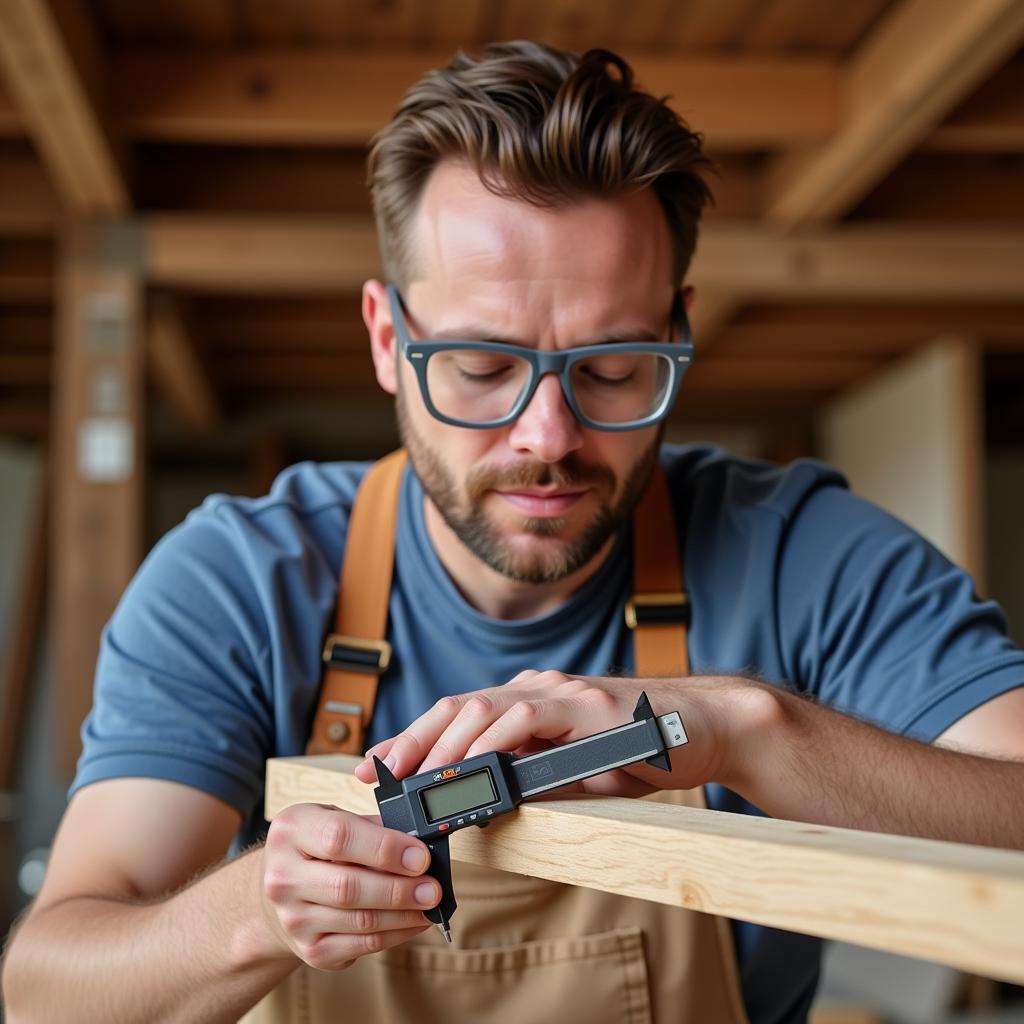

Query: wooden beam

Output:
[692, 225, 1024, 302]
[108, 50, 839, 150]
[147, 294, 220, 432]
[265, 755, 1024, 986]
[717, 303, 1024, 356]
[144, 215, 1024, 302]
[0, 0, 128, 213]
[145, 215, 381, 292]
[52, 221, 145, 774]
[763, 0, 1024, 225]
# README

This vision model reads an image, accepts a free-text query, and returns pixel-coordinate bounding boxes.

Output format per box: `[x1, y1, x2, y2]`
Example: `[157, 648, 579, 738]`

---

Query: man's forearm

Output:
[724, 681, 1024, 849]
[2, 847, 297, 1024]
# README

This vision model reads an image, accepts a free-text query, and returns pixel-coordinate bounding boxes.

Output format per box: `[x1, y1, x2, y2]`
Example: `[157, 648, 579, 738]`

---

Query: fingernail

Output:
[384, 754, 397, 771]
[402, 847, 428, 872]
[415, 882, 438, 906]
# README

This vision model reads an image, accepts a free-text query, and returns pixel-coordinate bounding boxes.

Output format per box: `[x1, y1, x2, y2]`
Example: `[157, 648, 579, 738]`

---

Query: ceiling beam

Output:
[691, 225, 1024, 302]
[701, 0, 1024, 345]
[147, 294, 221, 432]
[146, 215, 381, 292]
[108, 50, 839, 150]
[142, 215, 1024, 303]
[0, 0, 128, 213]
[763, 0, 1024, 225]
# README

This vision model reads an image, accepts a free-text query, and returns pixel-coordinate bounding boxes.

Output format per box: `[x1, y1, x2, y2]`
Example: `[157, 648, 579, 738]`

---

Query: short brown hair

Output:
[368, 41, 713, 288]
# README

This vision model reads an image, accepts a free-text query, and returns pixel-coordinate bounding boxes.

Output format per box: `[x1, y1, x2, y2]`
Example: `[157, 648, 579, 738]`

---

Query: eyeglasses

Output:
[387, 284, 694, 431]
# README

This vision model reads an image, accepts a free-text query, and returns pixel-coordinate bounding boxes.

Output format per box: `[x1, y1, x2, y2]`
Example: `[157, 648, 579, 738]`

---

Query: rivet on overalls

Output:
[327, 721, 350, 743]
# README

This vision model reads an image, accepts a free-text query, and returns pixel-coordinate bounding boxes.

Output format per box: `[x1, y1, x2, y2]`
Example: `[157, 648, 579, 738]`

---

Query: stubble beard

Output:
[397, 388, 662, 585]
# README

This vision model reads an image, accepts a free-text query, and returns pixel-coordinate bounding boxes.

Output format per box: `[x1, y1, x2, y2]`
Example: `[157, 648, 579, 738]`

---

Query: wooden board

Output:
[266, 754, 1024, 986]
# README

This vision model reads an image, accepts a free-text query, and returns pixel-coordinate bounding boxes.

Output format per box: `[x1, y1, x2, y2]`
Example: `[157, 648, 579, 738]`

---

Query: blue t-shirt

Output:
[72, 445, 1024, 1024]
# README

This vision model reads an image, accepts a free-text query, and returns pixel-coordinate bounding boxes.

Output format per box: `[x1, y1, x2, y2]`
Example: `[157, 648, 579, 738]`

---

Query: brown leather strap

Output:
[306, 449, 408, 755]
[630, 464, 689, 677]
[308, 453, 687, 754]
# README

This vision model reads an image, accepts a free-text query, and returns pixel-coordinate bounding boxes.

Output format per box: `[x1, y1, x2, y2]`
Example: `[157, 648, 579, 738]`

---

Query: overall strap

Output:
[627, 463, 690, 676]
[307, 453, 689, 755]
[306, 449, 407, 755]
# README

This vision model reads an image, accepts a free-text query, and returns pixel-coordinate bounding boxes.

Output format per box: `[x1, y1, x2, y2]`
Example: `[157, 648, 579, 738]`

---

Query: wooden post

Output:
[266, 755, 1024, 986]
[51, 221, 145, 776]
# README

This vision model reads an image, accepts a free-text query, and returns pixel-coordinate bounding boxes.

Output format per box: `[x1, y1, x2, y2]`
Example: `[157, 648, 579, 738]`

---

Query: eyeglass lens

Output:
[424, 349, 675, 425]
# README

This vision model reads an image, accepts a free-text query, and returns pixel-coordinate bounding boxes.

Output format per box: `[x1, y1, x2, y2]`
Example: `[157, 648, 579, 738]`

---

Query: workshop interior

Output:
[1, 2, 1023, 1022]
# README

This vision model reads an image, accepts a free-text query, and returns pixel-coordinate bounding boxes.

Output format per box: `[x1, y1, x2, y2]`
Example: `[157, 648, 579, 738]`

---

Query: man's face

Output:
[369, 161, 678, 585]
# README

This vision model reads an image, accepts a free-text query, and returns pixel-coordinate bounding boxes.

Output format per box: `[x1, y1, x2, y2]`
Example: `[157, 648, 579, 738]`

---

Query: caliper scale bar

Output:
[374, 692, 688, 942]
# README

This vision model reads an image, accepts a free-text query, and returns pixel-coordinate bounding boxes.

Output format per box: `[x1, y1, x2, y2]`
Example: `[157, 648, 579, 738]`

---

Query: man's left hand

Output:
[354, 670, 756, 797]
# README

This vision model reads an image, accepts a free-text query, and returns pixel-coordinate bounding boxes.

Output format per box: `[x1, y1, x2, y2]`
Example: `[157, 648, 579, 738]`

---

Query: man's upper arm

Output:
[935, 686, 1024, 761]
[33, 778, 241, 914]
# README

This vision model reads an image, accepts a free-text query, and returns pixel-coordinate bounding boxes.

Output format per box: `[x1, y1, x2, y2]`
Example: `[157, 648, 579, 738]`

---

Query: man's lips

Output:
[494, 488, 590, 517]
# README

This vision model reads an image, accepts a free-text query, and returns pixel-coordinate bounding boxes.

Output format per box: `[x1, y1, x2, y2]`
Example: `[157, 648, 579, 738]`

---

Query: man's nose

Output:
[506, 373, 584, 462]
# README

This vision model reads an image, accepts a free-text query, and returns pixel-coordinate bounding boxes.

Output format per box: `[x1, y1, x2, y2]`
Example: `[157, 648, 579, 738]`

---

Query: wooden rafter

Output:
[0, 0, 127, 213]
[267, 755, 1024, 986]
[108, 50, 839, 150]
[701, 0, 1024, 345]
[764, 0, 1024, 225]
[146, 215, 380, 292]
[142, 215, 1024, 303]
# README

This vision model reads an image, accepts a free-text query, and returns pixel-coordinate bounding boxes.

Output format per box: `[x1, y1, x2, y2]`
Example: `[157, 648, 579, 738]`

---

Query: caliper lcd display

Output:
[420, 768, 497, 823]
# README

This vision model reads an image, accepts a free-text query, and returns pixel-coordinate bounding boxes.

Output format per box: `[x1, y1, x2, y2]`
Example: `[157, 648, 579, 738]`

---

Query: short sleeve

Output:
[776, 485, 1024, 741]
[71, 505, 275, 816]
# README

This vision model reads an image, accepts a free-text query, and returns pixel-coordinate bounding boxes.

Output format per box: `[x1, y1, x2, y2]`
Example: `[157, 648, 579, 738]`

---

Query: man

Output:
[3, 41, 1023, 1024]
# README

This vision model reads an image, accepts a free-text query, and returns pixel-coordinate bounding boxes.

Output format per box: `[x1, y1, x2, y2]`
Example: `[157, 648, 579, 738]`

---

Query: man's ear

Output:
[681, 284, 695, 312]
[363, 279, 398, 395]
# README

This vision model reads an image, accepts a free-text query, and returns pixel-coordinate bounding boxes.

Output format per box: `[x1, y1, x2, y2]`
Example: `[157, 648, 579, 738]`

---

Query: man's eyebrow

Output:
[427, 325, 663, 346]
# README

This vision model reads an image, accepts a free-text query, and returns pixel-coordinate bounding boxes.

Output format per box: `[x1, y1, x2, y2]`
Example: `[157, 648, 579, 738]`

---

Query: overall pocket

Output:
[301, 924, 653, 1024]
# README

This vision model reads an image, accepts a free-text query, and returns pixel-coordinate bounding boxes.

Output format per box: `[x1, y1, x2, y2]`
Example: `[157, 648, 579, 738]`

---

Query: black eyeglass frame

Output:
[386, 283, 695, 431]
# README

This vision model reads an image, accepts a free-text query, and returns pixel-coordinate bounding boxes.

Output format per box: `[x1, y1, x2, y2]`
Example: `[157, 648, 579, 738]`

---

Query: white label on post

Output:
[77, 418, 135, 482]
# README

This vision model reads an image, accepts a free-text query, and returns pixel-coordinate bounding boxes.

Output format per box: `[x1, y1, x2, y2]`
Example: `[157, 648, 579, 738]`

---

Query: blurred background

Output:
[0, 1, 1022, 1021]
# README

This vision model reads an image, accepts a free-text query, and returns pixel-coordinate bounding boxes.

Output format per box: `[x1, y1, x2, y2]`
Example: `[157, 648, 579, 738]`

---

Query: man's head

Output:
[362, 42, 711, 589]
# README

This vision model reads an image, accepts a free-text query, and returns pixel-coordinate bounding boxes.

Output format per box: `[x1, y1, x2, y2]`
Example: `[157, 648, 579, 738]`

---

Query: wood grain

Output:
[266, 754, 1024, 985]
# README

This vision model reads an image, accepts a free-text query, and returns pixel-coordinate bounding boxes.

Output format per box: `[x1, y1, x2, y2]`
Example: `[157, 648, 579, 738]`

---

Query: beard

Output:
[397, 387, 662, 585]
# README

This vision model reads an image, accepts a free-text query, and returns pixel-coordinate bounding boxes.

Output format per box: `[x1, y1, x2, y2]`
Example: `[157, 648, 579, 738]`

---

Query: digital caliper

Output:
[373, 691, 688, 941]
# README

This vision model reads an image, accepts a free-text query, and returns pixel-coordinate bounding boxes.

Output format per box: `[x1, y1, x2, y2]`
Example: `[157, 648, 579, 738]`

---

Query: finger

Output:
[458, 698, 581, 764]
[269, 805, 431, 877]
[415, 695, 507, 773]
[297, 924, 432, 973]
[282, 860, 441, 912]
[364, 692, 498, 778]
[282, 905, 436, 945]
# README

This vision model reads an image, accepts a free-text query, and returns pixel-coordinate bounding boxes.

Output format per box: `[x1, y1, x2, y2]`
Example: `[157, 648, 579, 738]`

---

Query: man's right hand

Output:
[260, 802, 440, 970]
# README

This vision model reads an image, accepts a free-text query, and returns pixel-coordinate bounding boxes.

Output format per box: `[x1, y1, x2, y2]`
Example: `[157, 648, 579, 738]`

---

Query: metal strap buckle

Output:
[624, 592, 690, 630]
[321, 633, 393, 674]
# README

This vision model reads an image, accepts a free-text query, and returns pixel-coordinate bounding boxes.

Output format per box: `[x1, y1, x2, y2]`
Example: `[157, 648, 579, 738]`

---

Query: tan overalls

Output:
[244, 451, 749, 1024]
